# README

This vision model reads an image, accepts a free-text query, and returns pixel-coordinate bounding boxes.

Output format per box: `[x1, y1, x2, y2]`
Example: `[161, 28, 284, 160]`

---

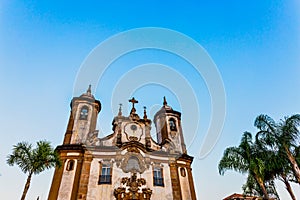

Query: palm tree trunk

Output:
[281, 173, 296, 200]
[21, 172, 32, 200]
[254, 174, 270, 199]
[284, 145, 300, 184]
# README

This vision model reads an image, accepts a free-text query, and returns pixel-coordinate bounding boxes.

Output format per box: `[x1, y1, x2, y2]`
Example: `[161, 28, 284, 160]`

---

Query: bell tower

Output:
[154, 97, 187, 154]
[63, 85, 101, 145]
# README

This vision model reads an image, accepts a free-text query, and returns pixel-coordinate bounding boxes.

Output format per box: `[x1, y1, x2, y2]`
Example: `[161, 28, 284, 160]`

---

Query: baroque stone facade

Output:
[48, 86, 196, 200]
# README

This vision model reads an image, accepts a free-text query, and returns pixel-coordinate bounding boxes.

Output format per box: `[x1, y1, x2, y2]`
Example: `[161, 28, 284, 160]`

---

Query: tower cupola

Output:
[63, 85, 101, 144]
[154, 97, 186, 154]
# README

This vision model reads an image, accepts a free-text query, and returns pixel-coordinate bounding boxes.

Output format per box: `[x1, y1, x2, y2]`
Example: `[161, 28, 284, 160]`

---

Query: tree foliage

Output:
[7, 140, 61, 200]
[255, 114, 300, 184]
[219, 114, 300, 200]
[219, 132, 272, 199]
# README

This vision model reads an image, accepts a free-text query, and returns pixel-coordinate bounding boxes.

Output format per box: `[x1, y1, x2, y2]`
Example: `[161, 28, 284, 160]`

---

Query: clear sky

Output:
[1, 1, 300, 199]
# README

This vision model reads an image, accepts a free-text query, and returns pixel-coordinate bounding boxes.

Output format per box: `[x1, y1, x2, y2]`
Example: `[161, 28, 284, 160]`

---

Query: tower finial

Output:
[143, 106, 147, 120]
[118, 103, 123, 116]
[163, 96, 167, 106]
[87, 84, 92, 95]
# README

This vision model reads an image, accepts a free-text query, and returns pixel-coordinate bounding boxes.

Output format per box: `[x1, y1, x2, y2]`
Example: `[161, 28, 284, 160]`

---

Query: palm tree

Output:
[218, 132, 271, 199]
[279, 170, 297, 200]
[242, 174, 279, 199]
[255, 114, 300, 184]
[256, 138, 296, 200]
[7, 140, 61, 200]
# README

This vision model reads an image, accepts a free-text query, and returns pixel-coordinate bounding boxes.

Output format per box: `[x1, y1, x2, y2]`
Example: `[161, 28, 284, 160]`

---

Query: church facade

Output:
[48, 86, 196, 200]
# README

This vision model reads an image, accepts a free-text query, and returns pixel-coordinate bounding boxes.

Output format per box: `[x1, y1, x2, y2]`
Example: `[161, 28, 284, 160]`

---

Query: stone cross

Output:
[129, 97, 138, 109]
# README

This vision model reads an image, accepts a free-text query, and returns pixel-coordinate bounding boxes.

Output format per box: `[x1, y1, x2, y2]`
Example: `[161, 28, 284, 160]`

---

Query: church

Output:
[48, 86, 197, 200]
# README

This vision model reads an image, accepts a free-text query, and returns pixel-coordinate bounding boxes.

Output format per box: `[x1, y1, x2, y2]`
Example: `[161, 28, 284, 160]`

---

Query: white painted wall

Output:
[179, 167, 192, 200]
[57, 159, 77, 200]
[86, 157, 174, 200]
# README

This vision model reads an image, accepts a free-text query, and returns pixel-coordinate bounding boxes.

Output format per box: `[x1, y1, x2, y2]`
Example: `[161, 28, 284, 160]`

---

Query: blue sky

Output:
[1, 1, 300, 199]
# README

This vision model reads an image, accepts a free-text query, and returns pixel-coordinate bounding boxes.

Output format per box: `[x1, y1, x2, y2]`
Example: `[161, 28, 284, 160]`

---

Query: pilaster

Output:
[169, 162, 182, 200]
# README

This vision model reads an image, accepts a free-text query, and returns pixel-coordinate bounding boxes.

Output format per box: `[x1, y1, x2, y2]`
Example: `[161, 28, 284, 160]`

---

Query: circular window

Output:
[130, 124, 137, 131]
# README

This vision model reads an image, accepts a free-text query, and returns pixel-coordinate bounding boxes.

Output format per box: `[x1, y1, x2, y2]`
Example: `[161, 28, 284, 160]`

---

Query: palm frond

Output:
[6, 142, 33, 173]
[7, 140, 61, 175]
[254, 114, 276, 133]
[218, 146, 248, 175]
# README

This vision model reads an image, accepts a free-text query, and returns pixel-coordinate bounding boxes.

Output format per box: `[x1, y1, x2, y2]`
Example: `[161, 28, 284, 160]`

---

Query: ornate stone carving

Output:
[127, 147, 140, 153]
[129, 136, 138, 141]
[120, 152, 146, 173]
[114, 173, 152, 200]
[124, 122, 143, 142]
[86, 130, 99, 145]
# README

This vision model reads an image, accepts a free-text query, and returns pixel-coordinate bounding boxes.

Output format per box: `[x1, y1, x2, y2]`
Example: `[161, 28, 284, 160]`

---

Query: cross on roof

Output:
[129, 97, 138, 108]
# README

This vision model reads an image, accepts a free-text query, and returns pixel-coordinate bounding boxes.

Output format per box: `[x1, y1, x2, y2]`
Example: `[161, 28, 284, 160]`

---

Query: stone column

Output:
[76, 153, 93, 199]
[186, 166, 197, 200]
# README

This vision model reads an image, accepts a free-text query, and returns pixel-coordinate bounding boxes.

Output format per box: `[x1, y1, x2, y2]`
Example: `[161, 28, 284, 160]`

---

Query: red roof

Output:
[223, 193, 262, 200]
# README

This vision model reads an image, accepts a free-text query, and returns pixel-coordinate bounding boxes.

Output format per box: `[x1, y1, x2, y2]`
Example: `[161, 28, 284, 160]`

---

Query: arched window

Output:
[79, 106, 89, 120]
[169, 118, 177, 131]
[66, 160, 75, 171]
[180, 167, 186, 177]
